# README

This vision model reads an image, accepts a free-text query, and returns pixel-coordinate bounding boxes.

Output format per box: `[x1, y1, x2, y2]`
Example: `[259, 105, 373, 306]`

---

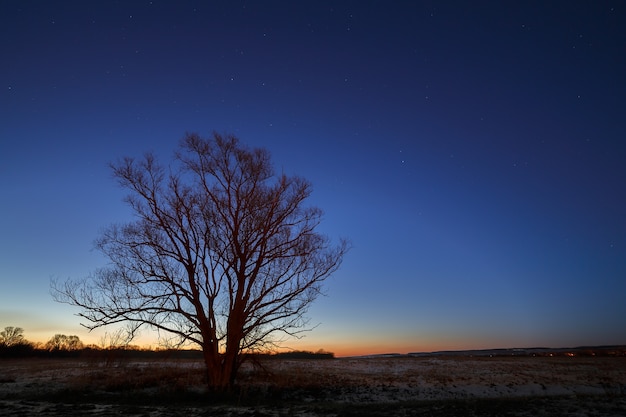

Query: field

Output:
[1, 355, 625, 416]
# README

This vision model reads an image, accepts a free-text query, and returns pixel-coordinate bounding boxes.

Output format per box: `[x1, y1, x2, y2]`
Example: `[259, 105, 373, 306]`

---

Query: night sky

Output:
[1, 1, 625, 356]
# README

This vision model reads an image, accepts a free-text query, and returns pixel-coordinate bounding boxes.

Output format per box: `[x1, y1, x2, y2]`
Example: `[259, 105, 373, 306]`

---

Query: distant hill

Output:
[408, 345, 626, 358]
[345, 345, 626, 359]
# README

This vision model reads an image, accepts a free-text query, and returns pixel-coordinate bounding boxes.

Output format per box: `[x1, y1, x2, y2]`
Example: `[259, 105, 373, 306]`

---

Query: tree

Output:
[52, 133, 348, 390]
[0, 326, 25, 347]
[45, 334, 84, 351]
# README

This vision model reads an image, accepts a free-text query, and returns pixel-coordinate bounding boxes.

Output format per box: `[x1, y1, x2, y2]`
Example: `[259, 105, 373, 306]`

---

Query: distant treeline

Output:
[0, 345, 196, 359]
[253, 350, 335, 360]
[0, 345, 335, 360]
[0, 326, 91, 358]
[1, 325, 334, 360]
[407, 346, 626, 358]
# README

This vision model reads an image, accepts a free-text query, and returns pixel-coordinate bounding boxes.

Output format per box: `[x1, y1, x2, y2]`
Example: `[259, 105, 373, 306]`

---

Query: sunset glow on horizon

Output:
[18, 326, 551, 358]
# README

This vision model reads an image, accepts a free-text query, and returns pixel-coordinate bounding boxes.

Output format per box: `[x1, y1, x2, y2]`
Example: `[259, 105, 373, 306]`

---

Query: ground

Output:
[1, 355, 625, 416]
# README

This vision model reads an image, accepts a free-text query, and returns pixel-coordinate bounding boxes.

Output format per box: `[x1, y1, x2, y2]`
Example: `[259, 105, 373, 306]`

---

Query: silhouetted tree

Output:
[0, 326, 25, 347]
[45, 334, 84, 351]
[0, 327, 33, 357]
[52, 133, 348, 391]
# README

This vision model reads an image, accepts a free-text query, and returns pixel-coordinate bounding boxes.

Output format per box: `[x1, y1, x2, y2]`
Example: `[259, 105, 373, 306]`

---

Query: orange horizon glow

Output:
[14, 320, 621, 358]
[21, 328, 492, 357]
[16, 332, 626, 359]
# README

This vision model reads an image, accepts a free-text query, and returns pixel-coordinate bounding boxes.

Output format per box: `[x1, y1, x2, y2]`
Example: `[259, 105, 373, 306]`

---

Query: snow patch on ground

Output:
[1, 356, 625, 416]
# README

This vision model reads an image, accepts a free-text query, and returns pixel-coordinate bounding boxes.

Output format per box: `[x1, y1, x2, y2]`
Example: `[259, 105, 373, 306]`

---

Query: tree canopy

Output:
[0, 326, 25, 347]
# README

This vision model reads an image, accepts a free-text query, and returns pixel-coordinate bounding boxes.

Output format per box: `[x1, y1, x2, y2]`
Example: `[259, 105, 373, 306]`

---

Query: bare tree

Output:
[0, 326, 25, 347]
[52, 133, 348, 390]
[45, 334, 84, 351]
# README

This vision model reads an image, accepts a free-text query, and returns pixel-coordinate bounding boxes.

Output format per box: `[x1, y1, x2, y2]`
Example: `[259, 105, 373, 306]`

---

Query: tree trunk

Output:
[201, 343, 243, 392]
[202, 352, 227, 391]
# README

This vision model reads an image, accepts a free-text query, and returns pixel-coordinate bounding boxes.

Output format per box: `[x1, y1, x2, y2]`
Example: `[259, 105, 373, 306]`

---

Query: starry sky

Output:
[1, 1, 625, 356]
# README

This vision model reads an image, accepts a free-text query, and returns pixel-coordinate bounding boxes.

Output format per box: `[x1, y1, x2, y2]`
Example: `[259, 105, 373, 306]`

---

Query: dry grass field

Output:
[1, 355, 625, 416]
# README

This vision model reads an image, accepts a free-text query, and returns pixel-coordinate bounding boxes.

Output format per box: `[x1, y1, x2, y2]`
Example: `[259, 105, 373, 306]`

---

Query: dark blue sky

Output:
[1, 1, 625, 355]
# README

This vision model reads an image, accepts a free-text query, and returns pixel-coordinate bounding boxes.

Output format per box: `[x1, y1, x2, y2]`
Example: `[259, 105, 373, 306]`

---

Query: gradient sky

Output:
[1, 1, 625, 356]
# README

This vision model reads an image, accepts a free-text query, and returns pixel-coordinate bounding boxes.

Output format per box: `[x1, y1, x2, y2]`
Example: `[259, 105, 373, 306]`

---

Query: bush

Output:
[0, 342, 35, 358]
